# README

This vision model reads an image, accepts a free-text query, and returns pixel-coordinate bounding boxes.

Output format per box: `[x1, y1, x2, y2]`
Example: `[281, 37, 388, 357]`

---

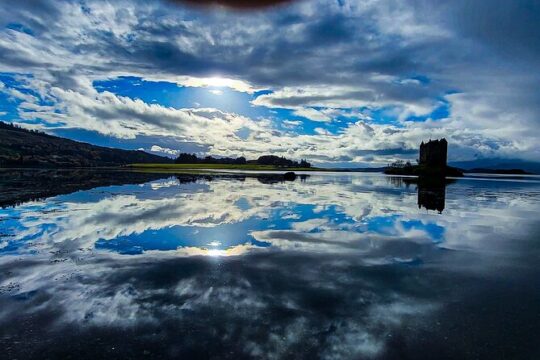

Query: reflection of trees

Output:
[0, 169, 165, 208]
[256, 173, 302, 184]
[174, 172, 307, 185]
[386, 176, 412, 188]
[175, 174, 246, 184]
[0, 170, 309, 208]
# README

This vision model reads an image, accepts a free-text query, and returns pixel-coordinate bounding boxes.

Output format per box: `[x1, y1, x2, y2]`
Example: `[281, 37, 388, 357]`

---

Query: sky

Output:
[0, 0, 539, 167]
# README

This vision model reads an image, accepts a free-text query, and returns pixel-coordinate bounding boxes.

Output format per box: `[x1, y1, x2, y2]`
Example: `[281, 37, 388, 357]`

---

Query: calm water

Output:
[1, 170, 539, 359]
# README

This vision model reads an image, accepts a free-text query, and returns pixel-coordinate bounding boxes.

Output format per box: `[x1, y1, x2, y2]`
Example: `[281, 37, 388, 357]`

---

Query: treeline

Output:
[175, 153, 311, 168]
[0, 121, 49, 137]
[257, 155, 311, 168]
[175, 153, 247, 165]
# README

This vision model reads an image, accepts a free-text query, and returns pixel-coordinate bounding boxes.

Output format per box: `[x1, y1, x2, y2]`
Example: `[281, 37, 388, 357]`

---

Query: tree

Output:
[175, 153, 199, 164]
[235, 156, 246, 165]
[299, 159, 311, 168]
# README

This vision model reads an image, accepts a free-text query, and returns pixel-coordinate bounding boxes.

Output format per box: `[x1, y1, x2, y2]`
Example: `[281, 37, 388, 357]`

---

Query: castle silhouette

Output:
[384, 137, 461, 177]
[419, 138, 447, 168]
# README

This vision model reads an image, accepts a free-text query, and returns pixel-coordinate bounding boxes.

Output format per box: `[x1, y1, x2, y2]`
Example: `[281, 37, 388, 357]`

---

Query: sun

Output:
[179, 76, 255, 93]
[205, 77, 234, 88]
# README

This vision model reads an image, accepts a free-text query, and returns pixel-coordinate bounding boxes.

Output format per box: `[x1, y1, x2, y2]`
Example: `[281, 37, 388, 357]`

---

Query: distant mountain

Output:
[449, 158, 540, 174]
[465, 168, 532, 175]
[0, 122, 172, 167]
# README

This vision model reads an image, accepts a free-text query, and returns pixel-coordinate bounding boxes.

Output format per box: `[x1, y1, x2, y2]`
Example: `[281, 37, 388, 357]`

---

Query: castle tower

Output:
[419, 138, 447, 168]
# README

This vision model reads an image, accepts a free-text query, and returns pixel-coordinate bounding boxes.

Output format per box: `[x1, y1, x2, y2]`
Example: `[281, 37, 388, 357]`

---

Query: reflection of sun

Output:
[207, 249, 224, 257]
[207, 241, 223, 256]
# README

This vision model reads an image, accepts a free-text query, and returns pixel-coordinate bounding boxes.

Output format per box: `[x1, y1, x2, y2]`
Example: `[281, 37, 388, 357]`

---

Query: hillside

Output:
[449, 158, 540, 174]
[0, 122, 172, 167]
[465, 168, 532, 175]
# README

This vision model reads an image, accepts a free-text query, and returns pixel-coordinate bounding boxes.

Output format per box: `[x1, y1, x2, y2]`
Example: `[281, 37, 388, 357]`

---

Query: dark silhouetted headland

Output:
[0, 122, 172, 168]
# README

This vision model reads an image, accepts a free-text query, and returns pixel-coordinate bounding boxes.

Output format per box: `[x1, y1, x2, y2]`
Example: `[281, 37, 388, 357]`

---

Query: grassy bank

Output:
[128, 163, 318, 171]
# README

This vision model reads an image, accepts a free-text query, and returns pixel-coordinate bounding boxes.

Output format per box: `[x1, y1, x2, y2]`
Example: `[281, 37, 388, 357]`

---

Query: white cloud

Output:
[175, 76, 257, 94]
[314, 127, 332, 135]
[149, 145, 180, 156]
[252, 84, 440, 122]
[292, 108, 332, 122]
[6, 74, 525, 165]
[282, 120, 302, 128]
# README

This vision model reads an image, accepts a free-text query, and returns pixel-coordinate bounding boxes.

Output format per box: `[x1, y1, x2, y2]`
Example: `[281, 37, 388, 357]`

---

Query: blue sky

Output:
[0, 0, 539, 166]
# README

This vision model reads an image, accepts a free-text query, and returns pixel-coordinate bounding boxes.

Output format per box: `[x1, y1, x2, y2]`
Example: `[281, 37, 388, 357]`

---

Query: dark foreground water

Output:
[1, 170, 539, 359]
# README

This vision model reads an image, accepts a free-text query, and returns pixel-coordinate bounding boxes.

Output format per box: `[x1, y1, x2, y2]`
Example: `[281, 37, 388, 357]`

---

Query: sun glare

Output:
[206, 77, 233, 87]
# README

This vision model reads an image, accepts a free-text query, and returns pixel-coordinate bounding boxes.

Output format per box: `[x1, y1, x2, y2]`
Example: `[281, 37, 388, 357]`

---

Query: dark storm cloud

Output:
[443, 0, 540, 61]
[1, 0, 538, 90]
[0, 0, 442, 88]
[0, 0, 60, 32]
[167, 0, 297, 10]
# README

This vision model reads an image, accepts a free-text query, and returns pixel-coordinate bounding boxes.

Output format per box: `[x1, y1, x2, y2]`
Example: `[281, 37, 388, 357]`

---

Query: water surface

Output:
[1, 170, 539, 359]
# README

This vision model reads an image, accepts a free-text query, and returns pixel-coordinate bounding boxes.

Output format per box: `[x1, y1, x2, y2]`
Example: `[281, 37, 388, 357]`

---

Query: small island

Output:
[384, 138, 464, 177]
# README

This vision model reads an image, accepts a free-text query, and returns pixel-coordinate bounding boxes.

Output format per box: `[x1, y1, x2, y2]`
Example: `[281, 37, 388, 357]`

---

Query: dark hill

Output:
[0, 122, 172, 167]
[449, 158, 540, 174]
[465, 168, 532, 175]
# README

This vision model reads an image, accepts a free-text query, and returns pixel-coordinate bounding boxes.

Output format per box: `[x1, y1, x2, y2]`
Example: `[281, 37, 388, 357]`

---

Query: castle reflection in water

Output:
[387, 176, 447, 214]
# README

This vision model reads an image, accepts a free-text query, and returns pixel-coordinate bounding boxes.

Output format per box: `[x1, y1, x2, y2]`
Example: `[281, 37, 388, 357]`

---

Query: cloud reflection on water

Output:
[1, 172, 539, 359]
